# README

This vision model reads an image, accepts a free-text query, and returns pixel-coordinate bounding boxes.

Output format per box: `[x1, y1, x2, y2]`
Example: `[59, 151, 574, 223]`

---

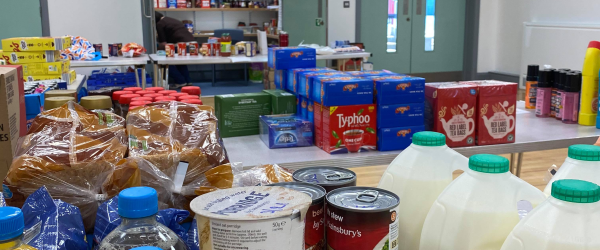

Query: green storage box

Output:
[215, 93, 272, 138]
[263, 89, 297, 114]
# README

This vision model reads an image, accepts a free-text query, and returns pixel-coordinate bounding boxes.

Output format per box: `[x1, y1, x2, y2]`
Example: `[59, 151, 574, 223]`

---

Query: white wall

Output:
[164, 11, 278, 31]
[478, 0, 600, 74]
[327, 0, 356, 44]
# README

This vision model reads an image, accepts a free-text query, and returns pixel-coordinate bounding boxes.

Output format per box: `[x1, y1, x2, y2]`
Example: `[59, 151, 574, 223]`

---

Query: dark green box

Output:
[215, 93, 272, 138]
[262, 89, 297, 115]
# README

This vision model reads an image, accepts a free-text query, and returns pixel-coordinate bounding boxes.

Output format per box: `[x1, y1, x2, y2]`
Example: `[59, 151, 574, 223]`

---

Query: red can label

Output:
[327, 205, 399, 250]
[305, 202, 325, 250]
[165, 44, 175, 57]
[319, 104, 377, 154]
[177, 42, 187, 56]
[189, 42, 199, 56]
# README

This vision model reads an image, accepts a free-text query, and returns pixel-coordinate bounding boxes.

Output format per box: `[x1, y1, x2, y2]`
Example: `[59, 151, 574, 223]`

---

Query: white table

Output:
[69, 56, 150, 89]
[149, 52, 372, 89]
[222, 101, 600, 176]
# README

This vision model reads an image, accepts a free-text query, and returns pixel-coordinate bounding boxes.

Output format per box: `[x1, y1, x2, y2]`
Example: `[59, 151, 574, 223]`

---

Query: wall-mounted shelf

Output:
[155, 8, 278, 12]
[193, 33, 280, 39]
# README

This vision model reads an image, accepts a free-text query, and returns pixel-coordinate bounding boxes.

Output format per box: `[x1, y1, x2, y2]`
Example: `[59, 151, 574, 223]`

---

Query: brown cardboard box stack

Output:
[263, 63, 276, 90]
[0, 66, 26, 179]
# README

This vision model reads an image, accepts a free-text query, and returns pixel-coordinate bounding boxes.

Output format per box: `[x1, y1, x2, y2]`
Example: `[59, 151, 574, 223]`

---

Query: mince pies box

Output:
[215, 93, 272, 138]
[371, 75, 425, 105]
[377, 125, 425, 151]
[377, 102, 425, 128]
[274, 69, 287, 90]
[259, 114, 313, 149]
[312, 76, 374, 107]
[0, 66, 26, 178]
[268, 47, 317, 70]
[262, 89, 296, 115]
[318, 104, 377, 154]
[287, 68, 329, 94]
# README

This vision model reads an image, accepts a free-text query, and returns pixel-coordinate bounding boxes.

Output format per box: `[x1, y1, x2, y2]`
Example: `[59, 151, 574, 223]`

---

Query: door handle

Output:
[406, 17, 410, 22]
[142, 0, 152, 18]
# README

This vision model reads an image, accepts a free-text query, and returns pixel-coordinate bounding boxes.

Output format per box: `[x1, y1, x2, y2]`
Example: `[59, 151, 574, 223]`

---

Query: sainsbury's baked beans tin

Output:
[326, 187, 400, 250]
[165, 43, 175, 57]
[190, 186, 312, 250]
[293, 166, 357, 193]
[268, 182, 327, 250]
[177, 42, 187, 56]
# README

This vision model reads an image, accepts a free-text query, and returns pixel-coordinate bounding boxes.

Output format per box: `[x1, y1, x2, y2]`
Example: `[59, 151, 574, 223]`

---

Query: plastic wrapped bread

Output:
[3, 101, 127, 232]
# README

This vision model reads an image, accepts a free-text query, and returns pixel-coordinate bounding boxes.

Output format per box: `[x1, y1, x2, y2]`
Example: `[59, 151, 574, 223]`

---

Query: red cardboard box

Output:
[463, 80, 517, 145]
[425, 82, 478, 147]
[320, 104, 377, 154]
[314, 102, 323, 149]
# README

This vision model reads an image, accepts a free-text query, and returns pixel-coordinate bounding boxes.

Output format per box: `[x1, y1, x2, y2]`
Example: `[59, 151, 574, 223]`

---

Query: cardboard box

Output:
[378, 103, 425, 128]
[2, 37, 66, 52]
[371, 75, 425, 105]
[297, 69, 336, 98]
[300, 96, 308, 119]
[301, 71, 347, 99]
[24, 72, 70, 83]
[0, 66, 27, 178]
[463, 80, 517, 146]
[0, 50, 61, 64]
[259, 114, 313, 149]
[69, 69, 76, 84]
[425, 82, 478, 147]
[22, 60, 70, 75]
[309, 73, 350, 100]
[320, 104, 377, 154]
[313, 76, 374, 106]
[268, 71, 275, 82]
[262, 89, 297, 114]
[268, 47, 317, 70]
[274, 70, 287, 90]
[377, 125, 425, 151]
[314, 102, 323, 148]
[347, 70, 398, 77]
[287, 68, 329, 94]
[215, 93, 272, 138]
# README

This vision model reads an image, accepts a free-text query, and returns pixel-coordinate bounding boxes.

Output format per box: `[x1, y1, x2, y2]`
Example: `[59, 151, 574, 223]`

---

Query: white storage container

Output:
[543, 144, 600, 196]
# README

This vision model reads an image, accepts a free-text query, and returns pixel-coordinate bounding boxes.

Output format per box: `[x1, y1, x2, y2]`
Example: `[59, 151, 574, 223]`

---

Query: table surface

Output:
[70, 56, 150, 67]
[149, 51, 372, 65]
[67, 74, 87, 92]
[223, 101, 600, 169]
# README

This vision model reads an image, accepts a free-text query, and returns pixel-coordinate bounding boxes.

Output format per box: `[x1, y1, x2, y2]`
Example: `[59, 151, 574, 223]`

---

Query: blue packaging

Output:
[22, 186, 87, 250]
[312, 76, 374, 106]
[372, 75, 425, 105]
[259, 114, 314, 149]
[296, 94, 302, 115]
[268, 47, 317, 70]
[310, 73, 350, 101]
[297, 69, 336, 98]
[168, 0, 177, 8]
[300, 96, 308, 119]
[377, 103, 425, 128]
[274, 69, 287, 89]
[377, 125, 425, 151]
[307, 101, 314, 124]
[347, 70, 399, 77]
[287, 68, 328, 94]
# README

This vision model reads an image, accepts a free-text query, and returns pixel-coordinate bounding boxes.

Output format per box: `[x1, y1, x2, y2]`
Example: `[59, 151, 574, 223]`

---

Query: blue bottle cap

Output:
[118, 187, 158, 219]
[0, 207, 24, 241]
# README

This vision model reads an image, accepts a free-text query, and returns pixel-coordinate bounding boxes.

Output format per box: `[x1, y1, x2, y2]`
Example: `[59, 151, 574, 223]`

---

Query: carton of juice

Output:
[297, 69, 337, 98]
[377, 125, 425, 151]
[425, 82, 478, 147]
[287, 68, 329, 94]
[463, 80, 517, 145]
[268, 47, 316, 70]
[313, 76, 374, 106]
[319, 104, 377, 154]
[371, 75, 425, 105]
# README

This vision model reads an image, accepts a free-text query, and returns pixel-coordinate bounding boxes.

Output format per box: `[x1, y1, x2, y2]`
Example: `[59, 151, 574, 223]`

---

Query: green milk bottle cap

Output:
[551, 179, 600, 203]
[468, 154, 509, 174]
[412, 132, 446, 147]
[568, 145, 600, 161]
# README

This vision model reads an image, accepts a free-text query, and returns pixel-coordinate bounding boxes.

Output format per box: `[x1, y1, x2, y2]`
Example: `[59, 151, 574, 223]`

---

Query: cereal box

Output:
[259, 114, 313, 149]
[314, 102, 323, 148]
[425, 82, 478, 147]
[320, 104, 377, 154]
[287, 68, 329, 94]
[0, 50, 61, 64]
[378, 102, 425, 128]
[313, 76, 374, 106]
[297, 69, 336, 98]
[24, 73, 70, 83]
[371, 75, 425, 105]
[347, 70, 398, 77]
[2, 37, 66, 52]
[268, 47, 317, 70]
[215, 93, 272, 138]
[377, 125, 425, 151]
[22, 60, 70, 75]
[463, 80, 517, 145]
[262, 89, 296, 114]
[274, 69, 287, 89]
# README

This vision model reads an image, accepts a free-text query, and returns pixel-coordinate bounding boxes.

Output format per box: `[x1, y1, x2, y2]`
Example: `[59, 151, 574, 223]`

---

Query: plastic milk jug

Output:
[502, 179, 600, 250]
[544, 145, 600, 196]
[419, 154, 547, 250]
[378, 131, 468, 250]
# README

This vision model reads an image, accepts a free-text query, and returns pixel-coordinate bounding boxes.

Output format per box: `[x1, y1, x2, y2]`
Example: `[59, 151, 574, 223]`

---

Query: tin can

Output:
[93, 44, 103, 56]
[116, 43, 123, 56]
[213, 43, 221, 57]
[165, 43, 175, 57]
[177, 42, 187, 56]
[268, 182, 326, 250]
[293, 166, 357, 193]
[190, 186, 312, 250]
[189, 41, 199, 56]
[326, 187, 400, 250]
[245, 42, 256, 57]
[108, 44, 119, 57]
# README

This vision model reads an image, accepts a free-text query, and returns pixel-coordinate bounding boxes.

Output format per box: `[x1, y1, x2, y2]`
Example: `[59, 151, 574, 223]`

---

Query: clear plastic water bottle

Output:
[0, 207, 36, 250]
[98, 187, 189, 250]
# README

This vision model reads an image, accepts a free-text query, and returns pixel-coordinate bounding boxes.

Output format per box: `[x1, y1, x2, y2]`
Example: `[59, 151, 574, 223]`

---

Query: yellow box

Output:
[62, 36, 72, 49]
[22, 60, 70, 75]
[24, 72, 69, 82]
[2, 37, 66, 52]
[0, 50, 61, 64]
[69, 69, 76, 84]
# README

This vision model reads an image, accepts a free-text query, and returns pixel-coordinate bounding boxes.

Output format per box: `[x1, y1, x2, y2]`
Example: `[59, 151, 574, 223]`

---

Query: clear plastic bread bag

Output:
[3, 101, 128, 232]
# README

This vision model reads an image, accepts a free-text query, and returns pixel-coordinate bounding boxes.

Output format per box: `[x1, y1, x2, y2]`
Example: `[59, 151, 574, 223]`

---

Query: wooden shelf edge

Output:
[155, 8, 278, 12]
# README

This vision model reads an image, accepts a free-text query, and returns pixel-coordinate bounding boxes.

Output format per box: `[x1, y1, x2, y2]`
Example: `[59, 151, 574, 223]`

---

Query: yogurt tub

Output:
[190, 186, 312, 250]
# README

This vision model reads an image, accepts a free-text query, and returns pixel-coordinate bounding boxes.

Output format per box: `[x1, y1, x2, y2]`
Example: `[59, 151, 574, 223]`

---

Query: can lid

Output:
[118, 187, 158, 219]
[80, 96, 112, 110]
[44, 90, 77, 98]
[267, 182, 326, 205]
[568, 145, 600, 161]
[412, 131, 446, 146]
[326, 187, 399, 212]
[190, 186, 312, 220]
[119, 94, 141, 104]
[182, 99, 203, 105]
[44, 97, 75, 110]
[552, 179, 600, 203]
[292, 167, 356, 187]
[0, 207, 24, 241]
[526, 65, 539, 81]
[112, 91, 133, 101]
[468, 154, 510, 173]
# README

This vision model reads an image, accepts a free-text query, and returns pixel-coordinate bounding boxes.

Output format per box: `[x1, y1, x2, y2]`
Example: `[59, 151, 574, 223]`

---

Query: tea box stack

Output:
[1, 37, 75, 84]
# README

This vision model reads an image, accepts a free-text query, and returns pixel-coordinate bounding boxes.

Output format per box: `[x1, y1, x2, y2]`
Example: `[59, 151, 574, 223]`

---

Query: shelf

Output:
[155, 7, 278, 12]
[193, 34, 280, 39]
